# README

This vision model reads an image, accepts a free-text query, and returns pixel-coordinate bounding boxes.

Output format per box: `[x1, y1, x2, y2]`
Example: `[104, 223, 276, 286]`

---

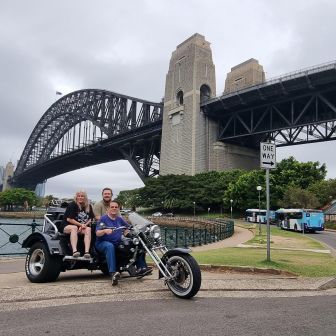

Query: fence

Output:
[0, 217, 234, 256]
[158, 218, 234, 248]
[0, 220, 43, 256]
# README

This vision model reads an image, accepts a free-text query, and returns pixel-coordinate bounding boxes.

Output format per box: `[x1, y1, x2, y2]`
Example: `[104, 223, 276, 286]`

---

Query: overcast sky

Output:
[1, 0, 336, 201]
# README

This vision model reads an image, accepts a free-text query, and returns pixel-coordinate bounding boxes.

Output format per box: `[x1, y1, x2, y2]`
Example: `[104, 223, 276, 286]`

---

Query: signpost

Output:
[260, 143, 276, 169]
[260, 142, 276, 262]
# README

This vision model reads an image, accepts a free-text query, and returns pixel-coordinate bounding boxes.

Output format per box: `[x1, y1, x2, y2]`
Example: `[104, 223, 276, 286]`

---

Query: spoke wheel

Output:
[166, 254, 201, 299]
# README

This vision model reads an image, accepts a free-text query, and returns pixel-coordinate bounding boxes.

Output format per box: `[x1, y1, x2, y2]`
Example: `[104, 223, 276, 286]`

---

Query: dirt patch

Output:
[270, 236, 300, 248]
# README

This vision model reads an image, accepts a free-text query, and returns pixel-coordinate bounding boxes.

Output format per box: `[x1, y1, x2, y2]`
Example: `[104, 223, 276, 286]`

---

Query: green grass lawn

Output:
[244, 225, 326, 250]
[189, 221, 336, 277]
[191, 247, 336, 277]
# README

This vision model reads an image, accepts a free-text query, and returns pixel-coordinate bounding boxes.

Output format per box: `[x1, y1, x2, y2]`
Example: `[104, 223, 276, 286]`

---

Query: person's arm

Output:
[95, 217, 113, 236]
[96, 228, 113, 236]
[84, 205, 95, 226]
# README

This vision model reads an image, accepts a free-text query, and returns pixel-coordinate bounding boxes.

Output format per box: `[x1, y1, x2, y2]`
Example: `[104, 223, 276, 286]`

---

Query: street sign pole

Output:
[266, 168, 270, 261]
[260, 142, 276, 262]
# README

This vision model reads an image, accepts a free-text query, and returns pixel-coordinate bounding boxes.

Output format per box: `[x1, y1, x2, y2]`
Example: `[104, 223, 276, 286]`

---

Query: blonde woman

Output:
[60, 191, 94, 258]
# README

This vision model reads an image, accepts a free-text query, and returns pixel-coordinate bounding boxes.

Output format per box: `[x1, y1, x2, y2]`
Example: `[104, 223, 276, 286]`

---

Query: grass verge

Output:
[190, 222, 335, 277]
[191, 247, 336, 277]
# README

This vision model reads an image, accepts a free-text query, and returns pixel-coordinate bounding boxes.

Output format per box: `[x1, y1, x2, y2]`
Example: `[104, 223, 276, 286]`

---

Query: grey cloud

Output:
[1, 0, 336, 198]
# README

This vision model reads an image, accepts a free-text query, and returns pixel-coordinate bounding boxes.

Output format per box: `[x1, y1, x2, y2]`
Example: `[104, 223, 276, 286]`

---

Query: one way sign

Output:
[260, 142, 276, 169]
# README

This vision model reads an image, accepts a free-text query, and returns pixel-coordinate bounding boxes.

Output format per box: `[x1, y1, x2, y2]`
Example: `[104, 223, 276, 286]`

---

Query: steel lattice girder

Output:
[202, 62, 336, 148]
[14, 89, 163, 185]
[215, 88, 336, 146]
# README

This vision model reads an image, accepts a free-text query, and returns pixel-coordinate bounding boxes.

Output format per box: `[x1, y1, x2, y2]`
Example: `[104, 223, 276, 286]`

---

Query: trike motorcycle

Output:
[22, 210, 202, 299]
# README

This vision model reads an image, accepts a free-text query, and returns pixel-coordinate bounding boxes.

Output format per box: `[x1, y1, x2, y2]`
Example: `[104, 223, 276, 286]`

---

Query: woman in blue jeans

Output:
[95, 200, 149, 286]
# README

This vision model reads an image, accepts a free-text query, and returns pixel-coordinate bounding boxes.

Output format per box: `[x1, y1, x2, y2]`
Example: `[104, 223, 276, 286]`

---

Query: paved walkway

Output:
[192, 225, 254, 252]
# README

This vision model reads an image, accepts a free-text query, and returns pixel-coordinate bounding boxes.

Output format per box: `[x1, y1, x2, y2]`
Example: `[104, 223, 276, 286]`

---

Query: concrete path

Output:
[0, 267, 335, 312]
[192, 225, 253, 252]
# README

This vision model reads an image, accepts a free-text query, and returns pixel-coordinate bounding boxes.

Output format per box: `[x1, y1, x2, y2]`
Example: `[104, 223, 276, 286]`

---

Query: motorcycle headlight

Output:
[132, 237, 139, 245]
[150, 225, 161, 240]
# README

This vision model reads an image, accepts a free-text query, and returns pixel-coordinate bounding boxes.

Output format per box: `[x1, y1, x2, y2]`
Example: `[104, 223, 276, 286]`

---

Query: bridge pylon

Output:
[160, 33, 259, 175]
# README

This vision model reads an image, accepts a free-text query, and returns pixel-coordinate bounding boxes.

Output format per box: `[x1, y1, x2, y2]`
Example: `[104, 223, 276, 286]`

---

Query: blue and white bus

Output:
[245, 209, 275, 224]
[275, 208, 324, 232]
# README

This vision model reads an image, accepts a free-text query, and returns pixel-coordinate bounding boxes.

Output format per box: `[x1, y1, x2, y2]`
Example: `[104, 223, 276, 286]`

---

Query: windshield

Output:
[128, 212, 154, 232]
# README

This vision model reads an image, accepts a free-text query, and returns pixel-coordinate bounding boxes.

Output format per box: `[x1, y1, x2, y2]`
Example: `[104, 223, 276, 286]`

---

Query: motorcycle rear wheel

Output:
[166, 254, 201, 299]
[25, 242, 62, 283]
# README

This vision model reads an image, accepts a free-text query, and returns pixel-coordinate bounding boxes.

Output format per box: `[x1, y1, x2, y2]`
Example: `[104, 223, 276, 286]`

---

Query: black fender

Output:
[162, 248, 191, 260]
[22, 232, 66, 256]
[159, 248, 192, 279]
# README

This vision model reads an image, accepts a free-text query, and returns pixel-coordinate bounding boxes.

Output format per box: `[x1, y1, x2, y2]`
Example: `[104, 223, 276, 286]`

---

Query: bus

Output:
[275, 208, 324, 232]
[245, 209, 275, 224]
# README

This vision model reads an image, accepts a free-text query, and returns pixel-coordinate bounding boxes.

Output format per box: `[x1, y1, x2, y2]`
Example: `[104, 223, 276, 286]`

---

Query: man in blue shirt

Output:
[95, 200, 149, 286]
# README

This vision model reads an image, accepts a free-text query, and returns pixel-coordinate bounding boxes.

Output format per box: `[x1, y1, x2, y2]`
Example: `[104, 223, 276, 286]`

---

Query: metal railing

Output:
[204, 59, 336, 105]
[0, 220, 43, 256]
[158, 218, 234, 249]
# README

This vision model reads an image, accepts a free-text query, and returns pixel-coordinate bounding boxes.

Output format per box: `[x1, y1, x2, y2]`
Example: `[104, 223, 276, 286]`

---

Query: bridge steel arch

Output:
[13, 89, 163, 189]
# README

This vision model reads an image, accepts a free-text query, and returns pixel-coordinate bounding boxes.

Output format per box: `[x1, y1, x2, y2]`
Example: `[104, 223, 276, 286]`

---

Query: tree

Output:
[281, 186, 319, 209]
[117, 157, 327, 214]
[223, 170, 267, 211]
[116, 189, 141, 210]
[0, 188, 38, 211]
[308, 178, 336, 207]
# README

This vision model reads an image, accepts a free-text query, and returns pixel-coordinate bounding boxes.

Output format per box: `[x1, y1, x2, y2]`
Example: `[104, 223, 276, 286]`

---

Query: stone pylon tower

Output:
[2, 161, 14, 191]
[160, 34, 259, 175]
[160, 33, 217, 175]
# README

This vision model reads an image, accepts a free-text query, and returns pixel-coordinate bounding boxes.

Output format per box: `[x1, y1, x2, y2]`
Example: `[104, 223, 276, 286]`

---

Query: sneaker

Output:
[111, 272, 120, 286]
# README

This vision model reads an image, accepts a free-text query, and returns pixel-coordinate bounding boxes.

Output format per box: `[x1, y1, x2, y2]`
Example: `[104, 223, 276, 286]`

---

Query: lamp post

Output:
[193, 201, 196, 217]
[230, 199, 233, 219]
[257, 186, 262, 236]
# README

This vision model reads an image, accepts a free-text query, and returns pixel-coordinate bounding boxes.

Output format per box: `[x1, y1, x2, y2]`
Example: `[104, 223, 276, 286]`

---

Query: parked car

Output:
[164, 213, 174, 217]
[152, 212, 163, 217]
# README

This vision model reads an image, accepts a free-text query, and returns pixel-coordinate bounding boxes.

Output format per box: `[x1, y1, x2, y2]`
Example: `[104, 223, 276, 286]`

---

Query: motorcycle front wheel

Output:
[166, 254, 201, 299]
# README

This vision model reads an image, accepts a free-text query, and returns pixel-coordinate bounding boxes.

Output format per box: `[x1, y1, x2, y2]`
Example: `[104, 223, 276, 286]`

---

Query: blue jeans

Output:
[95, 241, 117, 273]
[95, 240, 147, 273]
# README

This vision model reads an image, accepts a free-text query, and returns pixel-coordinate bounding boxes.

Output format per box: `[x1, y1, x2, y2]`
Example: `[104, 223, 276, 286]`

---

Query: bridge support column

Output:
[160, 33, 259, 175]
[1, 161, 14, 191]
[160, 33, 217, 175]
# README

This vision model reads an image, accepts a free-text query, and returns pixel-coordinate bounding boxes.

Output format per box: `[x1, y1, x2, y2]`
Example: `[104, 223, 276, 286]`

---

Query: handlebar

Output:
[98, 223, 129, 231]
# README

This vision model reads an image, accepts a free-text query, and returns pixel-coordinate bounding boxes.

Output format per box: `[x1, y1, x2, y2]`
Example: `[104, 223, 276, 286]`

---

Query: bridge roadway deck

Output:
[0, 226, 335, 312]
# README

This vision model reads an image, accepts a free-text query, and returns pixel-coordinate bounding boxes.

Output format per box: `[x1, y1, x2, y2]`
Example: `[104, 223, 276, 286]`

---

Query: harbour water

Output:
[0, 217, 44, 256]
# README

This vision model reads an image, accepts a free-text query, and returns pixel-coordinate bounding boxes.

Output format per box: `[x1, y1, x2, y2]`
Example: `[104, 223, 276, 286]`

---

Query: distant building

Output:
[2, 161, 14, 191]
[224, 58, 265, 94]
[35, 181, 46, 198]
[0, 166, 4, 191]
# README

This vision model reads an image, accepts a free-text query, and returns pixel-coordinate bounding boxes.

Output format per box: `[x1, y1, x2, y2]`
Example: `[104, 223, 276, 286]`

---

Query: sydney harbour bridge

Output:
[7, 35, 336, 191]
[12, 90, 163, 189]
